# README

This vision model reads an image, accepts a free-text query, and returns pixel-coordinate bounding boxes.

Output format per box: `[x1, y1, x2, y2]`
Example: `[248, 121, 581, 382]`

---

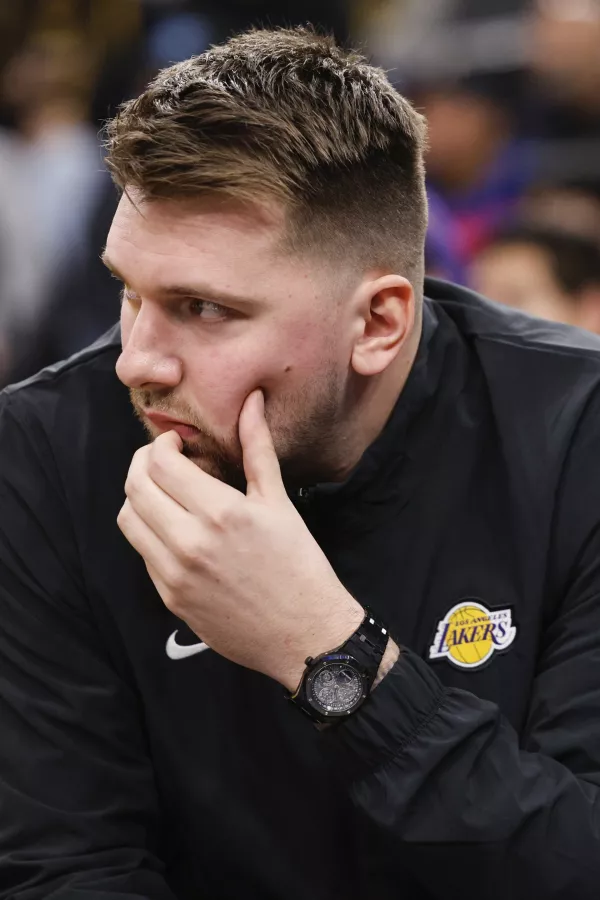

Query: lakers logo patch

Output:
[429, 600, 516, 669]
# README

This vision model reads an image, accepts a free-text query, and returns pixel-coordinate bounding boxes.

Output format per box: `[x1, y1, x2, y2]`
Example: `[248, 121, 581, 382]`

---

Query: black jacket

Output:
[2, 278, 600, 900]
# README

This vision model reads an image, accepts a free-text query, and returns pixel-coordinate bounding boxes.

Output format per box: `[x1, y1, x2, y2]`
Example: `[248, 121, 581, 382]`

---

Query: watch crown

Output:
[305, 656, 313, 666]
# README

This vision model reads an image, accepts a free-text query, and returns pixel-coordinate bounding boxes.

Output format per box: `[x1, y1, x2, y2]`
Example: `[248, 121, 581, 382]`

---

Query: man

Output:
[1, 26, 600, 900]
[470, 225, 600, 331]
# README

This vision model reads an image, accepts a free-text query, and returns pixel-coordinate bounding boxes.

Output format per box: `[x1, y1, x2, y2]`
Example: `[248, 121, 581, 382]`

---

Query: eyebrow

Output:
[100, 251, 255, 308]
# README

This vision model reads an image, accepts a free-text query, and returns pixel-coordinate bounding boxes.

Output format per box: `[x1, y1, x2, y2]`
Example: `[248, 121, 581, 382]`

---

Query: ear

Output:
[350, 275, 416, 377]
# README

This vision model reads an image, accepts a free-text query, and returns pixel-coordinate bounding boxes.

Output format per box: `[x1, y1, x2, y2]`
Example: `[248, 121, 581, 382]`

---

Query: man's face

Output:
[107, 192, 358, 488]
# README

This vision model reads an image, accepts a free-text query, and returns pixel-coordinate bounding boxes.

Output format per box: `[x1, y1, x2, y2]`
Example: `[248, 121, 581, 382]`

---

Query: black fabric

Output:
[2, 277, 600, 899]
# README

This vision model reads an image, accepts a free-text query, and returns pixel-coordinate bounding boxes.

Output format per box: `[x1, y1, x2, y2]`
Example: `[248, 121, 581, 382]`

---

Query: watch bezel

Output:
[304, 653, 370, 719]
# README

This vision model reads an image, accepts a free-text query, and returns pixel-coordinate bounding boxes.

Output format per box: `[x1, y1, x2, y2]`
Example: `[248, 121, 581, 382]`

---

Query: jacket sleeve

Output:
[326, 390, 600, 900]
[0, 393, 177, 900]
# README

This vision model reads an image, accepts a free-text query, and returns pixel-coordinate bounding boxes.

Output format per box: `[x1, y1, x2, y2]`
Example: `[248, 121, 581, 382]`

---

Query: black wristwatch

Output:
[287, 608, 389, 724]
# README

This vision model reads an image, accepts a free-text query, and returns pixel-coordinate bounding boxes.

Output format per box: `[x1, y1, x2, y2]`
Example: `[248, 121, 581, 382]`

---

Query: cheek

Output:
[185, 352, 259, 431]
[183, 320, 339, 431]
[260, 319, 340, 388]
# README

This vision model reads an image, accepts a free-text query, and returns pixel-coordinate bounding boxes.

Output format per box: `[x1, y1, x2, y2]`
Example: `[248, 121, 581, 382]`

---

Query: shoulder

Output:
[2, 324, 126, 429]
[425, 276, 600, 367]
[3, 323, 122, 396]
[0, 325, 140, 490]
[425, 277, 600, 431]
[425, 279, 600, 544]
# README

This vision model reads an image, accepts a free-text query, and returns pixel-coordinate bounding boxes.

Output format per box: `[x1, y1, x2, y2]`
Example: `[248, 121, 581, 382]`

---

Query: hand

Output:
[117, 390, 364, 690]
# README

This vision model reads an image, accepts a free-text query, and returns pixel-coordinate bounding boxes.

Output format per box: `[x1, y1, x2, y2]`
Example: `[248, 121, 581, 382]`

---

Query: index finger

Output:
[146, 431, 239, 516]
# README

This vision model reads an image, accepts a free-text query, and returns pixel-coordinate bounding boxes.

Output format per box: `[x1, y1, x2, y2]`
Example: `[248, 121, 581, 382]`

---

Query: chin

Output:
[183, 444, 246, 490]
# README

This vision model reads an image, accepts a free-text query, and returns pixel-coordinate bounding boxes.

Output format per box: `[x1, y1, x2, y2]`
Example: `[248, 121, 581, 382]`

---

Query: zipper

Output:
[297, 487, 310, 500]
[295, 486, 314, 513]
[294, 486, 323, 538]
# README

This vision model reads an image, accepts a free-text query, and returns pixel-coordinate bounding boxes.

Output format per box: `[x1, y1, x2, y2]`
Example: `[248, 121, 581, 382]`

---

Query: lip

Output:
[144, 410, 200, 439]
[144, 411, 192, 427]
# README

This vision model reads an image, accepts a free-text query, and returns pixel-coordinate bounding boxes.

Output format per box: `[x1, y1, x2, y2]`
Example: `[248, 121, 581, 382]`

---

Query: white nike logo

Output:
[166, 630, 210, 660]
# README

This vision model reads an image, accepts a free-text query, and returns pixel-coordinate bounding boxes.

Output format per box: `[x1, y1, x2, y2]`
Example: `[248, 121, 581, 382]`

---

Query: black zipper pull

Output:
[295, 486, 313, 511]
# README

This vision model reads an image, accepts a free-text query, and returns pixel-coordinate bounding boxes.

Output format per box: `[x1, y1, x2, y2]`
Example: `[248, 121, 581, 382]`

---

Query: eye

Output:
[187, 299, 229, 320]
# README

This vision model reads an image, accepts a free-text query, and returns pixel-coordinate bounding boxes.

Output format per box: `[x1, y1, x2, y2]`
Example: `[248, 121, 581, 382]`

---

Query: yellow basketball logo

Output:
[429, 600, 516, 669]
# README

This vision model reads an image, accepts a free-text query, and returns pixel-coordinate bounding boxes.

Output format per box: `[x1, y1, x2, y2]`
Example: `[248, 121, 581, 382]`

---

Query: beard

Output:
[129, 364, 349, 491]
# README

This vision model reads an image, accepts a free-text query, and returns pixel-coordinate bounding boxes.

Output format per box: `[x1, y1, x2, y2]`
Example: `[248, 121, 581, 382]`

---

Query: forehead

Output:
[105, 191, 287, 286]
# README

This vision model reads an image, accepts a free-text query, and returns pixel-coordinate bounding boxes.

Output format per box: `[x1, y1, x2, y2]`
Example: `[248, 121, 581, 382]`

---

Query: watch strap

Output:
[341, 608, 389, 682]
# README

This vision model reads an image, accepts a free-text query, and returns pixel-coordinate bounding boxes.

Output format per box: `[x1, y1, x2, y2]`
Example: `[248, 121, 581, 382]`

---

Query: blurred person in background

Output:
[417, 73, 533, 270]
[470, 225, 600, 330]
[1, 29, 104, 281]
[362, 0, 600, 278]
[529, 0, 600, 132]
[0, 28, 105, 381]
[424, 185, 467, 284]
[0, 130, 43, 383]
[520, 180, 600, 249]
[527, 0, 600, 184]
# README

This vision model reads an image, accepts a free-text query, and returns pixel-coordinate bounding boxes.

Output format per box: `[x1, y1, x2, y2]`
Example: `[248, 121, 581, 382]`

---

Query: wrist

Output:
[286, 607, 392, 725]
[278, 598, 364, 692]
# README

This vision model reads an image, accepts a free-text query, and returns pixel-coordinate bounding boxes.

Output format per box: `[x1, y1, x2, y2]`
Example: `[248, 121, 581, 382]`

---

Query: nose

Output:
[115, 303, 182, 390]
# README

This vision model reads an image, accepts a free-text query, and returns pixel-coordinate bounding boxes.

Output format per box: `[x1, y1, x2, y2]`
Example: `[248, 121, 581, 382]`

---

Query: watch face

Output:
[310, 660, 364, 714]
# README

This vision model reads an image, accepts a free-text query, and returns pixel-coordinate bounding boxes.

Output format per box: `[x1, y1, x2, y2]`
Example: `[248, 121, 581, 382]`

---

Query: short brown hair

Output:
[105, 26, 428, 286]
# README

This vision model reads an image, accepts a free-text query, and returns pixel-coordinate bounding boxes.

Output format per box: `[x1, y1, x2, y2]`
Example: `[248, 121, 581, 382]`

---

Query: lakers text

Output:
[429, 601, 517, 670]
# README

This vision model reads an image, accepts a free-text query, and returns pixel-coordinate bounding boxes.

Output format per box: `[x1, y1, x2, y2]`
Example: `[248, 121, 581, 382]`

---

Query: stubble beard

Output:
[129, 368, 348, 492]
[130, 388, 245, 488]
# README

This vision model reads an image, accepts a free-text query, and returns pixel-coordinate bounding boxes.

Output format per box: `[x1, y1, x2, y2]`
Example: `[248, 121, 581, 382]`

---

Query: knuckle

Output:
[147, 451, 168, 483]
[123, 474, 137, 499]
[130, 446, 147, 472]
[211, 499, 245, 532]
[126, 449, 147, 492]
[116, 505, 127, 531]
[159, 560, 187, 595]
[160, 586, 180, 611]
[176, 533, 202, 567]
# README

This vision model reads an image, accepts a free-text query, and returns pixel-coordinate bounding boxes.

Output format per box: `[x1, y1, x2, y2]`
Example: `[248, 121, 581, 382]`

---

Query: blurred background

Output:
[0, 0, 599, 388]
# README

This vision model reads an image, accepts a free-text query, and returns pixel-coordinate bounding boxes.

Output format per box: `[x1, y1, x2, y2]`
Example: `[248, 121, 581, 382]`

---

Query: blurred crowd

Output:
[0, 0, 599, 388]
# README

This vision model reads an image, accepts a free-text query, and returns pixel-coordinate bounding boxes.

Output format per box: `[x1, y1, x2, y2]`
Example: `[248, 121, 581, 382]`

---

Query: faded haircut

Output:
[105, 25, 429, 289]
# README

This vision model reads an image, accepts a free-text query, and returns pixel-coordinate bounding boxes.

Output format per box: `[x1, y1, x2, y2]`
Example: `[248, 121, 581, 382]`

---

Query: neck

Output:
[333, 320, 423, 482]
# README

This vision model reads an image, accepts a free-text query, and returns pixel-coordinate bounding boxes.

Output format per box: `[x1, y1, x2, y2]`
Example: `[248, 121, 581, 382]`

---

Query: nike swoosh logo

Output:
[166, 630, 210, 660]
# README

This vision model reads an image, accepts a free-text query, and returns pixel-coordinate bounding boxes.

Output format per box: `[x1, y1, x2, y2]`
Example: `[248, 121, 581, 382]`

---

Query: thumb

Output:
[239, 390, 285, 500]
[161, 429, 184, 453]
